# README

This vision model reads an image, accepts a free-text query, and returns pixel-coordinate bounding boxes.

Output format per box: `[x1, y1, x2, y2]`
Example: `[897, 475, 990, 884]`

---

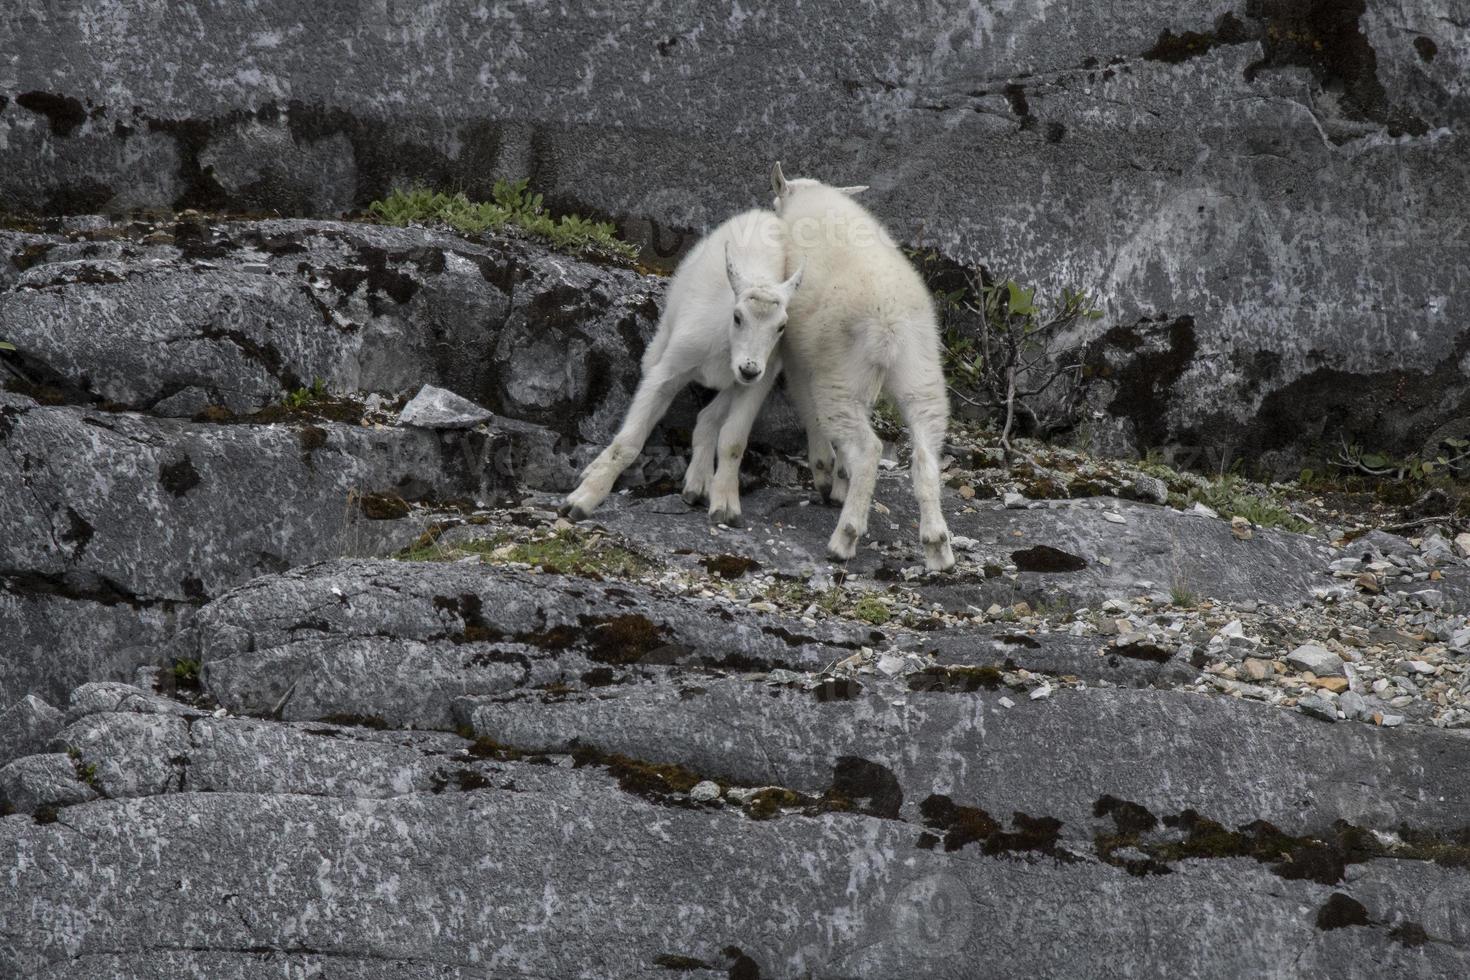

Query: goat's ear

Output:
[835, 184, 870, 197]
[724, 242, 749, 295]
[770, 161, 789, 199]
[781, 260, 805, 298]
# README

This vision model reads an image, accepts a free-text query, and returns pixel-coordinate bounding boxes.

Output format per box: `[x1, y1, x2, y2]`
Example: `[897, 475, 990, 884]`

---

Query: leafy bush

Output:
[1185, 474, 1312, 534]
[368, 180, 639, 262]
[1333, 435, 1470, 483]
[942, 276, 1102, 452]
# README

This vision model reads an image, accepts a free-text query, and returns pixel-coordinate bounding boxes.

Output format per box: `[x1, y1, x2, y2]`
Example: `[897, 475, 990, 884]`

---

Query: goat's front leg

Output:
[683, 388, 734, 507]
[561, 369, 683, 520]
[707, 371, 778, 526]
[784, 366, 838, 504]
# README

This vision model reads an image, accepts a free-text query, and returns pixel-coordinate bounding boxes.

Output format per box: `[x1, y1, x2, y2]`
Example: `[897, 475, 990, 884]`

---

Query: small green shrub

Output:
[368, 180, 639, 262]
[282, 378, 326, 410]
[172, 659, 201, 687]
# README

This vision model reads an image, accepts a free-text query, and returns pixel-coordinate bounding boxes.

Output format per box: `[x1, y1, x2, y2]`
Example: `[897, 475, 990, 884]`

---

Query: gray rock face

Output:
[2, 4, 1466, 465]
[5, 504, 1470, 975]
[0, 695, 63, 768]
[457, 673, 1470, 835]
[0, 219, 670, 443]
[4, 778, 1456, 979]
[191, 559, 883, 729]
[3, 79, 1469, 968]
[4, 668, 1470, 977]
[0, 752, 98, 813]
[0, 392, 515, 704]
[580, 483, 1339, 610]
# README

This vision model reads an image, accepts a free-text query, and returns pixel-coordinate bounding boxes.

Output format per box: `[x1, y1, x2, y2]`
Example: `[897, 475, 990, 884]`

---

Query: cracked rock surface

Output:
[4, 219, 1470, 977]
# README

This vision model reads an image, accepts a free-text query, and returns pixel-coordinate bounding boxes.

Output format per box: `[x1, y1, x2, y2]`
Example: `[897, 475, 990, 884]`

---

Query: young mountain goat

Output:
[560, 209, 802, 525]
[772, 162, 956, 571]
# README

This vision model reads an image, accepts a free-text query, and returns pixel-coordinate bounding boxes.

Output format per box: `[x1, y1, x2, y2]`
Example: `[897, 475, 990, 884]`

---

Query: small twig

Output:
[1379, 515, 1463, 534]
[1000, 365, 1017, 454]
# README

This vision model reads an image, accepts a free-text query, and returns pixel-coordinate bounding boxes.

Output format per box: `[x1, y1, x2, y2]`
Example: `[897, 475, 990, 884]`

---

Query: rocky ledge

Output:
[3, 218, 1470, 978]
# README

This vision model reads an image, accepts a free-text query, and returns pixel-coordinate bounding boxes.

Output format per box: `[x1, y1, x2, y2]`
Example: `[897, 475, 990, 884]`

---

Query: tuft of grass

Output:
[66, 748, 99, 788]
[368, 180, 639, 262]
[171, 659, 202, 690]
[1187, 475, 1312, 534]
[282, 378, 326, 410]
[1170, 583, 1198, 608]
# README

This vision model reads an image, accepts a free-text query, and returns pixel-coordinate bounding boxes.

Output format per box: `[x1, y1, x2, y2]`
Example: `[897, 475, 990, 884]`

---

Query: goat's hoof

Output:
[924, 543, 956, 573]
[709, 507, 743, 528]
[826, 542, 856, 562]
[558, 501, 590, 521]
[826, 525, 859, 561]
[681, 488, 709, 507]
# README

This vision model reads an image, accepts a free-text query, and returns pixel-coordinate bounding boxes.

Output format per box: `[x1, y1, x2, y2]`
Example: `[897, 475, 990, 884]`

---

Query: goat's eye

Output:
[733, 311, 743, 327]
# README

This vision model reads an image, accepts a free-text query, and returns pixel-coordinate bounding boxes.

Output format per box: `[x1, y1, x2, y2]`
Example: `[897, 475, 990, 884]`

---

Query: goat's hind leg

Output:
[683, 388, 733, 506]
[820, 395, 883, 562]
[561, 367, 683, 520]
[890, 355, 955, 571]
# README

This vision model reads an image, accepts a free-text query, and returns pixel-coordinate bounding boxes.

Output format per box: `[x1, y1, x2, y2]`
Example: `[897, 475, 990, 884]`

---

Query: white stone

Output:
[399, 384, 493, 429]
[689, 780, 721, 803]
[876, 654, 907, 677]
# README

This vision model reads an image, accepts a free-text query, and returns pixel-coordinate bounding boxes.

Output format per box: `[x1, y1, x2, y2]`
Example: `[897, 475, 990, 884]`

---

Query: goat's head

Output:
[724, 243, 802, 386]
[769, 160, 869, 215]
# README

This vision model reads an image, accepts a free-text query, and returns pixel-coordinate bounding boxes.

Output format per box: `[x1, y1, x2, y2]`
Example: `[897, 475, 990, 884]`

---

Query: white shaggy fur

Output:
[772, 163, 956, 571]
[561, 209, 802, 525]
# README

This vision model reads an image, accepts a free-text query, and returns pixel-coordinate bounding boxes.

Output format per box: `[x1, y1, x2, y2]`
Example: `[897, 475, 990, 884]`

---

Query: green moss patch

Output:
[400, 527, 653, 579]
[367, 180, 639, 263]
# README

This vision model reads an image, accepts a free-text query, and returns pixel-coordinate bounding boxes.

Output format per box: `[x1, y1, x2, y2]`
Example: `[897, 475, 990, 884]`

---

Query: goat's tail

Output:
[854, 315, 905, 372]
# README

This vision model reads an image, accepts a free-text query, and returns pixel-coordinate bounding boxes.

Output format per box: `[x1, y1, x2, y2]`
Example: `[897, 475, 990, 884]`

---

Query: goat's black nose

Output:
[738, 365, 761, 382]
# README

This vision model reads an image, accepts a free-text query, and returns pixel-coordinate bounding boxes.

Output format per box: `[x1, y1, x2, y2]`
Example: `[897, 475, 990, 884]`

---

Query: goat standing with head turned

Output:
[561, 209, 802, 526]
[771, 162, 956, 571]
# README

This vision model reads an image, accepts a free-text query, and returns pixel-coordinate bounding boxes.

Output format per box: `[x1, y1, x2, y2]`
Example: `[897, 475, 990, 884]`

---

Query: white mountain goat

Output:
[560, 209, 803, 525]
[771, 162, 956, 571]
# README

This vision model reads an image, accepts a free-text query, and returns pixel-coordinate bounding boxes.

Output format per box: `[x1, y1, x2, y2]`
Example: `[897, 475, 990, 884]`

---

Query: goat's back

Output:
[781, 187, 935, 364]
